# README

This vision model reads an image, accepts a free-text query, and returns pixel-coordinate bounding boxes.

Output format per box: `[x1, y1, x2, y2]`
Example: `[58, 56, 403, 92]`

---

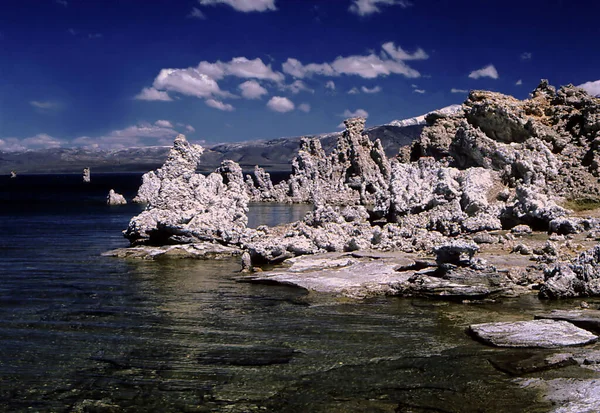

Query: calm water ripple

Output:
[0, 174, 582, 412]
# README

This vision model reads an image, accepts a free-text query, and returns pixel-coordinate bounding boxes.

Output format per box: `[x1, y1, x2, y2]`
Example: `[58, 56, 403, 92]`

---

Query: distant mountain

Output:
[387, 104, 463, 128]
[0, 112, 440, 174]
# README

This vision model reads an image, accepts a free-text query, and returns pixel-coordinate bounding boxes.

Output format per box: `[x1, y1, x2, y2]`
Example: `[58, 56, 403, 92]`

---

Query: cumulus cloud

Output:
[413, 89, 425, 94]
[325, 80, 336, 90]
[267, 96, 294, 112]
[516, 79, 523, 86]
[206, 99, 235, 111]
[342, 108, 369, 118]
[281, 79, 314, 94]
[198, 0, 277, 12]
[298, 103, 311, 113]
[153, 68, 227, 98]
[361, 85, 381, 94]
[578, 80, 600, 97]
[187, 7, 206, 19]
[348, 87, 360, 94]
[185, 125, 196, 132]
[0, 134, 63, 152]
[349, 0, 411, 16]
[238, 80, 268, 99]
[468, 64, 499, 80]
[381, 42, 428, 60]
[282, 58, 334, 78]
[451, 88, 468, 93]
[520, 52, 532, 61]
[283, 42, 424, 80]
[155, 120, 173, 128]
[139, 56, 283, 103]
[134, 87, 173, 101]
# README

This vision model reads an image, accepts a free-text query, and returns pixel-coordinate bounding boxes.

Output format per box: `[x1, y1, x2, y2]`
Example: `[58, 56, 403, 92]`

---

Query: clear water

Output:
[0, 174, 588, 412]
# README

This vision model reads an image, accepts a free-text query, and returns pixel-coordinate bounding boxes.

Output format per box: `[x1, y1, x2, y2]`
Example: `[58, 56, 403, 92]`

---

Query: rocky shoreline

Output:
[106, 80, 600, 411]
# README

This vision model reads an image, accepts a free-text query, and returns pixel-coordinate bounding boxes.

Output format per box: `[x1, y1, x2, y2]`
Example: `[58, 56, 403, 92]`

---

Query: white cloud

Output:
[197, 57, 284, 82]
[30, 101, 60, 110]
[185, 125, 196, 132]
[188, 7, 206, 19]
[349, 0, 411, 16]
[282, 79, 314, 94]
[198, 0, 276, 13]
[331, 53, 419, 78]
[361, 85, 381, 94]
[205, 99, 235, 111]
[282, 58, 334, 78]
[342, 108, 369, 118]
[298, 103, 311, 113]
[267, 96, 295, 113]
[348, 87, 360, 94]
[0, 134, 63, 152]
[520, 52, 532, 61]
[153, 68, 227, 98]
[381, 42, 428, 60]
[55, 0, 68, 6]
[88, 33, 102, 39]
[516, 79, 523, 86]
[325, 80, 336, 90]
[134, 87, 173, 101]
[413, 89, 425, 94]
[73, 122, 185, 150]
[283, 42, 424, 80]
[155, 120, 173, 128]
[468, 64, 499, 80]
[68, 28, 77, 35]
[238, 80, 268, 99]
[451, 88, 468, 93]
[578, 80, 600, 97]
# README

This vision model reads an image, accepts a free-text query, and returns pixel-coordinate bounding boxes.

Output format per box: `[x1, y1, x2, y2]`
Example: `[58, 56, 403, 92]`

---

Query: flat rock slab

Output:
[103, 243, 242, 260]
[469, 319, 598, 348]
[535, 310, 600, 334]
[246, 253, 416, 298]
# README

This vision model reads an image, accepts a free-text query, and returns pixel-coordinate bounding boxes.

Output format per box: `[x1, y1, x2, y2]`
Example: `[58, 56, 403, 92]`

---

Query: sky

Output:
[0, 0, 599, 152]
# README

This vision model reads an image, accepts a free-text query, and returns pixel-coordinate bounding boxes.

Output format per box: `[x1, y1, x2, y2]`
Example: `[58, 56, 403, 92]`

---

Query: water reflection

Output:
[247, 203, 313, 228]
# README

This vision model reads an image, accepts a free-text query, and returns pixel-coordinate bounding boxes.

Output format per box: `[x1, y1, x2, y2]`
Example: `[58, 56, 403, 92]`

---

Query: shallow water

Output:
[0, 174, 594, 412]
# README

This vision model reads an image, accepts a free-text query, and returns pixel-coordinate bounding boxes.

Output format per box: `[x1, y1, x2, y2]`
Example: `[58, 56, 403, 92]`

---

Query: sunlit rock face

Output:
[125, 135, 248, 246]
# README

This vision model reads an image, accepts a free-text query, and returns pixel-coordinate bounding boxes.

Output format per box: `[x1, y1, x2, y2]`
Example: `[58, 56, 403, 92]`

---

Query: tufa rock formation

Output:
[119, 81, 600, 299]
[106, 189, 127, 206]
[83, 167, 91, 183]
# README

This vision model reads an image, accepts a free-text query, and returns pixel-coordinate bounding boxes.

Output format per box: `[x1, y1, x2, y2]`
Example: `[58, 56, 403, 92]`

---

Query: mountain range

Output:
[0, 107, 459, 174]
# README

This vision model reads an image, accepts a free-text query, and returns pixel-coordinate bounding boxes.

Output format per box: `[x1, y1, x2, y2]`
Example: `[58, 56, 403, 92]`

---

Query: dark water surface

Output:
[0, 174, 580, 412]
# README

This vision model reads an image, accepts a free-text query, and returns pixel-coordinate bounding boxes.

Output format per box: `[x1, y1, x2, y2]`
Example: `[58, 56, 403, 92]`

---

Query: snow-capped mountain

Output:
[387, 104, 463, 128]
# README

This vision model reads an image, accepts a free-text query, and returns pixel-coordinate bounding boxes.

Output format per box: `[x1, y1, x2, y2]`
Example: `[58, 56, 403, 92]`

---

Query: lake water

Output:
[0, 174, 584, 412]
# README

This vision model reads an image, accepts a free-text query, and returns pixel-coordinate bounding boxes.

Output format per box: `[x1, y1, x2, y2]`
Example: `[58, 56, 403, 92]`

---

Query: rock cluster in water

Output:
[106, 189, 127, 205]
[121, 80, 600, 300]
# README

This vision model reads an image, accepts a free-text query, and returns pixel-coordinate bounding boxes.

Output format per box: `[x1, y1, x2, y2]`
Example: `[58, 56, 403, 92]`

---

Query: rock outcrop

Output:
[246, 117, 390, 206]
[124, 135, 249, 246]
[119, 81, 600, 300]
[83, 167, 91, 183]
[106, 189, 127, 205]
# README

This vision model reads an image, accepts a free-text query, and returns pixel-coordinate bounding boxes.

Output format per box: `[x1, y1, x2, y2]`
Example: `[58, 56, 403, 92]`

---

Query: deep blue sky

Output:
[1, 0, 598, 151]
